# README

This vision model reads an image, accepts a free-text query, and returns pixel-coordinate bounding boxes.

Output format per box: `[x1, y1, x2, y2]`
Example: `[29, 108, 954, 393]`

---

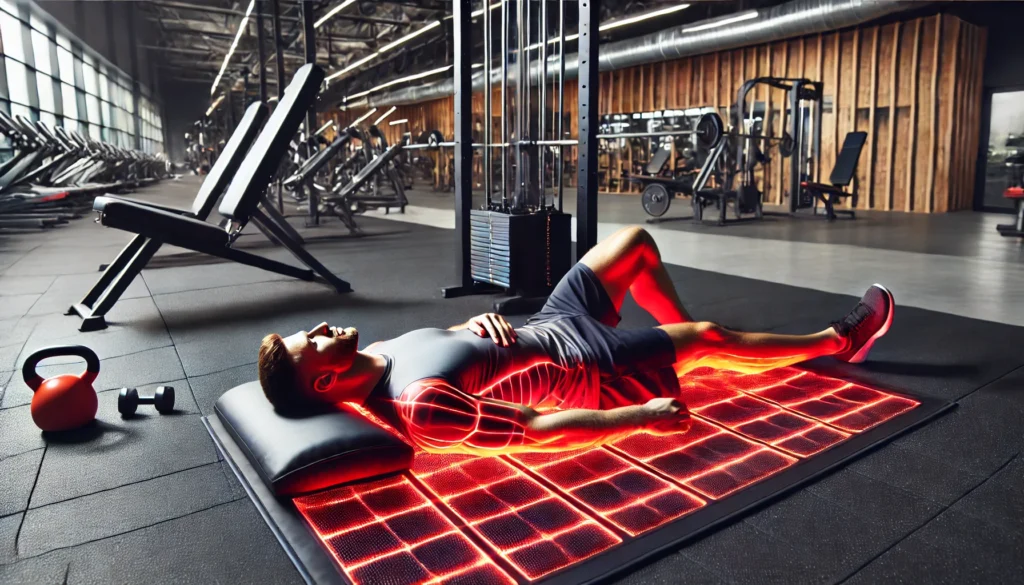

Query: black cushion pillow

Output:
[215, 381, 414, 496]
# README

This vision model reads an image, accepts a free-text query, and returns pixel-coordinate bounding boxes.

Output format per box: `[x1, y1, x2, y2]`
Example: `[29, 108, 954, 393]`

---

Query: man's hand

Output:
[465, 313, 517, 347]
[641, 397, 692, 435]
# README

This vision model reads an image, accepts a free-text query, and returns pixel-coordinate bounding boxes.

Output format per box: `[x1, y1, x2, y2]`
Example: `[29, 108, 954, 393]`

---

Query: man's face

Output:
[282, 322, 360, 400]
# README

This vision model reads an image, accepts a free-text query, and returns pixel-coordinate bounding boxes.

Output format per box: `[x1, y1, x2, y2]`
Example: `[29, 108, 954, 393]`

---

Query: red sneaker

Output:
[831, 285, 894, 363]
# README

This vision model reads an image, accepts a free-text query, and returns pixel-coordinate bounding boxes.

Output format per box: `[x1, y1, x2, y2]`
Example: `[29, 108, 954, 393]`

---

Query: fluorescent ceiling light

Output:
[378, 20, 441, 54]
[315, 120, 335, 136]
[469, 2, 501, 19]
[345, 65, 453, 101]
[388, 118, 408, 126]
[325, 19, 444, 83]
[601, 4, 690, 32]
[314, 0, 357, 29]
[205, 95, 225, 117]
[373, 106, 397, 126]
[351, 107, 377, 127]
[681, 10, 758, 33]
[210, 0, 255, 96]
[523, 4, 687, 52]
[327, 51, 380, 81]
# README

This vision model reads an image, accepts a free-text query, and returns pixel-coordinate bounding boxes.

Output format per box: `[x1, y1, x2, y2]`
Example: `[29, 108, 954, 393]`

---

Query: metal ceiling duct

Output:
[367, 0, 911, 107]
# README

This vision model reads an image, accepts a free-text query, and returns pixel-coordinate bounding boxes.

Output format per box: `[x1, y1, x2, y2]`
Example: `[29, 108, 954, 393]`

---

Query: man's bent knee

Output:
[695, 321, 728, 343]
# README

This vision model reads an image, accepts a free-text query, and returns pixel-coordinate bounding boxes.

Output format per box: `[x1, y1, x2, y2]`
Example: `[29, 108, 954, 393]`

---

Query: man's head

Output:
[257, 322, 361, 413]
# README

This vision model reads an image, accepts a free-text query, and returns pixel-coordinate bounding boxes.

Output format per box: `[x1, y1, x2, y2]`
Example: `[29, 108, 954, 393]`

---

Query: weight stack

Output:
[470, 209, 571, 298]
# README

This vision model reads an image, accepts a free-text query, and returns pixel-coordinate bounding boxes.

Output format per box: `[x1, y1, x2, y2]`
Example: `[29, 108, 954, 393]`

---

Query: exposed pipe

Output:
[367, 0, 911, 107]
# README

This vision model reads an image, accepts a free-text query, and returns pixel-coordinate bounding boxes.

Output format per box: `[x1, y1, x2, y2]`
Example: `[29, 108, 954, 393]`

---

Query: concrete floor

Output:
[385, 187, 1024, 327]
[1, 175, 1022, 584]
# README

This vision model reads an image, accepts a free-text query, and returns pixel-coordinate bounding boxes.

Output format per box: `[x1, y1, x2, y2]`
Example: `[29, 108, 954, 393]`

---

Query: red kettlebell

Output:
[22, 345, 100, 432]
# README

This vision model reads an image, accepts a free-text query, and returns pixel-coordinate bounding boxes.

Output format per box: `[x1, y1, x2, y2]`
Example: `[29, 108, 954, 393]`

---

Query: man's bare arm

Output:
[397, 379, 690, 456]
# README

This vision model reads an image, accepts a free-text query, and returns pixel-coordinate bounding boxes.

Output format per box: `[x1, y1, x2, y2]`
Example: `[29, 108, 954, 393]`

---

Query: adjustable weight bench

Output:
[72, 64, 351, 331]
[283, 133, 352, 229]
[802, 131, 866, 221]
[323, 136, 410, 234]
[68, 102, 268, 331]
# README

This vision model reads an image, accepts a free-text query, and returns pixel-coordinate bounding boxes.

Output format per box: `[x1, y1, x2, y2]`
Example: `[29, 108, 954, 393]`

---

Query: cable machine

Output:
[443, 0, 599, 315]
[735, 77, 823, 215]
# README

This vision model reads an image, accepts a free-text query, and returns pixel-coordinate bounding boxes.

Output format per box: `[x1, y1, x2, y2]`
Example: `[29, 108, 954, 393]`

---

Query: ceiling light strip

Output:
[210, 0, 255, 96]
[681, 10, 759, 33]
[373, 106, 397, 126]
[314, 0, 358, 29]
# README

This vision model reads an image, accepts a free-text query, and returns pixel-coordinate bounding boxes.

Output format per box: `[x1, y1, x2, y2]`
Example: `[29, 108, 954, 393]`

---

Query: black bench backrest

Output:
[830, 131, 867, 187]
[218, 63, 324, 222]
[190, 102, 267, 218]
[646, 148, 671, 175]
[293, 134, 350, 183]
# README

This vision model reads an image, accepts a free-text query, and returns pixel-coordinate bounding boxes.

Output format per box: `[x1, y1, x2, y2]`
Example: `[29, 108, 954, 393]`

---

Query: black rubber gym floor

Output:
[1, 177, 1023, 584]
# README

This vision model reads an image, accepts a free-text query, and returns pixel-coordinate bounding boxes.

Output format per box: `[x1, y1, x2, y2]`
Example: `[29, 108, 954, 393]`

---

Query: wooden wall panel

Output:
[334, 13, 986, 211]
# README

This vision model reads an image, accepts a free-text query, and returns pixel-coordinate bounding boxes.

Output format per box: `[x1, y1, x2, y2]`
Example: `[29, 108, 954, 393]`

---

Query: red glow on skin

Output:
[298, 366, 920, 584]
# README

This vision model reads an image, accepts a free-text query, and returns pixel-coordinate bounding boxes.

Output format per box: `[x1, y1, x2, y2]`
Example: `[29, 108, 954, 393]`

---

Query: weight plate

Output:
[427, 130, 444, 148]
[155, 386, 175, 414]
[779, 132, 795, 158]
[641, 184, 672, 217]
[696, 112, 724, 150]
[118, 387, 138, 416]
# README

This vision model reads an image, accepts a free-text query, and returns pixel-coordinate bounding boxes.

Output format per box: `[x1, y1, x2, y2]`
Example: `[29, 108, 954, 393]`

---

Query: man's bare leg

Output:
[580, 226, 692, 324]
[661, 321, 846, 376]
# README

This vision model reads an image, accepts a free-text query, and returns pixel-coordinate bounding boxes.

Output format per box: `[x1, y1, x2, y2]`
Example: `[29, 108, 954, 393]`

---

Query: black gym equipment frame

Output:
[204, 380, 951, 585]
[735, 77, 824, 216]
[69, 65, 350, 332]
[442, 0, 599, 313]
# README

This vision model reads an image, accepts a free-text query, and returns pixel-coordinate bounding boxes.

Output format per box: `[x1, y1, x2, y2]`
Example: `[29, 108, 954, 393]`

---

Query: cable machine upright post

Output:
[539, 0, 548, 209]
[515, 0, 525, 210]
[483, 0, 493, 209]
[500, 0, 508, 210]
[577, 0, 600, 259]
[300, 0, 318, 226]
[557, 0, 565, 212]
[256, 0, 267, 104]
[441, 0, 478, 297]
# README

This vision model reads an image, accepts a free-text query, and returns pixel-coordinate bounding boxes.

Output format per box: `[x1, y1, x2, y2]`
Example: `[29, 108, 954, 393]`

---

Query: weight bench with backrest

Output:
[325, 135, 409, 233]
[801, 131, 867, 221]
[68, 102, 268, 331]
[645, 148, 672, 176]
[73, 64, 351, 331]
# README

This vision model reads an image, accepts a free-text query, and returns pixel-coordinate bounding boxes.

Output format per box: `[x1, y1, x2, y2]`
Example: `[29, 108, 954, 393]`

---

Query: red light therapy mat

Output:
[286, 367, 936, 585]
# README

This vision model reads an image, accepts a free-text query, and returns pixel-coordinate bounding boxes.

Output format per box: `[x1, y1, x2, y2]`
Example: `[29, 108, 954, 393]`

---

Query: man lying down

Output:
[257, 226, 893, 457]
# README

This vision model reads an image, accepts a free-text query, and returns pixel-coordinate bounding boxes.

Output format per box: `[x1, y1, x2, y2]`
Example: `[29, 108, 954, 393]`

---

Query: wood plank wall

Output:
[335, 13, 987, 213]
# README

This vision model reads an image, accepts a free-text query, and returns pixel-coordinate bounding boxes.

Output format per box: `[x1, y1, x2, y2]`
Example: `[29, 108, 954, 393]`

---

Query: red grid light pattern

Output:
[680, 373, 850, 457]
[295, 367, 920, 584]
[705, 368, 919, 432]
[611, 418, 799, 499]
[510, 448, 707, 535]
[411, 451, 622, 580]
[294, 475, 514, 585]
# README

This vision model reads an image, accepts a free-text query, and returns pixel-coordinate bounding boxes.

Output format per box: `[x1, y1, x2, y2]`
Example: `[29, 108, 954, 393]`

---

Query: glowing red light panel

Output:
[702, 367, 919, 432]
[293, 367, 920, 584]
[611, 418, 799, 499]
[510, 448, 707, 535]
[294, 475, 515, 585]
[679, 373, 850, 457]
[411, 452, 622, 580]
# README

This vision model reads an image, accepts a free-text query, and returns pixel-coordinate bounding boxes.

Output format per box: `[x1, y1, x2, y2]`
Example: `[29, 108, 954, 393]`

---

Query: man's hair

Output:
[258, 334, 311, 414]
